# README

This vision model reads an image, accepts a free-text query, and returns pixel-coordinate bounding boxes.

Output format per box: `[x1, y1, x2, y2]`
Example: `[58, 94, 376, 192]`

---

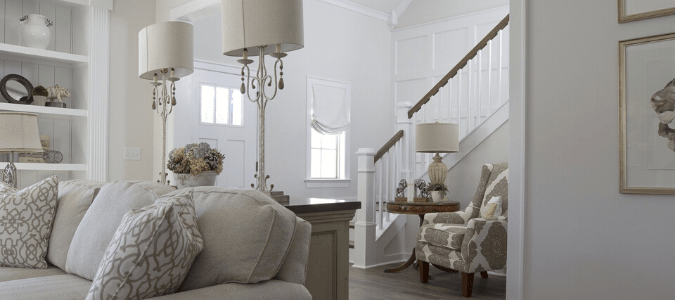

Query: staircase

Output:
[351, 15, 510, 269]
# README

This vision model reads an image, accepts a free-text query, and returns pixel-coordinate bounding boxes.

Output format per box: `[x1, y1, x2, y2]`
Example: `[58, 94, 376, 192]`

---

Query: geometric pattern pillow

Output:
[85, 190, 204, 300]
[0, 176, 59, 269]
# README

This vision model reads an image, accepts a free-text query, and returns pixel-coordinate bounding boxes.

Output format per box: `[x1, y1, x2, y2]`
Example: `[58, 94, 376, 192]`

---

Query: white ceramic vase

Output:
[174, 171, 217, 189]
[431, 191, 443, 203]
[20, 14, 53, 50]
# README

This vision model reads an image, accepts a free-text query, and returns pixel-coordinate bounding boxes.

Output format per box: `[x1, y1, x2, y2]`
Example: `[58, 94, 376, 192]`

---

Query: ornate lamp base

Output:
[427, 153, 447, 185]
[2, 152, 17, 188]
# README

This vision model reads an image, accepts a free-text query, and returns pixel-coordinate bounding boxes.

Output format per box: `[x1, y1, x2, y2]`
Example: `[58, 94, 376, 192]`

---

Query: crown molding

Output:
[320, 0, 390, 22]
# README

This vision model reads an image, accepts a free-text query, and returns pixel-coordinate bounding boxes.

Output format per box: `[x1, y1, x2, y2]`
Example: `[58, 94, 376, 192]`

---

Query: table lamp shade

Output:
[0, 112, 43, 153]
[221, 0, 304, 56]
[138, 21, 194, 80]
[415, 123, 459, 153]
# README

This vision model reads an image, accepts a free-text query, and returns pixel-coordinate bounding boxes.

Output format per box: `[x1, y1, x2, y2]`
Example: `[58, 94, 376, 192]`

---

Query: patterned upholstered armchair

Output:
[416, 163, 508, 297]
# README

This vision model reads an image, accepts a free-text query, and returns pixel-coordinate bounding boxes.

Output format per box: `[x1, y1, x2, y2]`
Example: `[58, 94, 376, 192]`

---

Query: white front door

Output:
[173, 63, 257, 188]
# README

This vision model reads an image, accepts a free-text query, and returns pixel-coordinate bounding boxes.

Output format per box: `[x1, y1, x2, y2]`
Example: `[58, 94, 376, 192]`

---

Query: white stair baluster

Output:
[498, 30, 503, 106]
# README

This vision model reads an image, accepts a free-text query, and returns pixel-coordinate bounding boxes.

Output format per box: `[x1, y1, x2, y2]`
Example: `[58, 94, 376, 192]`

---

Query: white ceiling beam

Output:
[394, 0, 414, 17]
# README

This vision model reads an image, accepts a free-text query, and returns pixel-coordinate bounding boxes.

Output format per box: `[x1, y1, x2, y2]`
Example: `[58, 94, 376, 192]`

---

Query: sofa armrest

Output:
[460, 218, 508, 273]
[274, 217, 312, 285]
[423, 210, 470, 226]
[147, 280, 311, 300]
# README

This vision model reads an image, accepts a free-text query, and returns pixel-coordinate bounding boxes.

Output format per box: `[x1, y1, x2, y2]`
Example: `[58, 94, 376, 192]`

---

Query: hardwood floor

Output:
[349, 263, 506, 300]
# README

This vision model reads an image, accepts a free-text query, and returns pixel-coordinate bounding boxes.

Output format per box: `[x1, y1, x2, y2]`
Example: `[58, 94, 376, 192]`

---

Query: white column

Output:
[88, 6, 110, 182]
[396, 102, 414, 201]
[353, 148, 377, 269]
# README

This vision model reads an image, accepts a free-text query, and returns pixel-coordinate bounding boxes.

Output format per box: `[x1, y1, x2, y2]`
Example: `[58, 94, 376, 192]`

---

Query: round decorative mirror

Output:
[0, 74, 34, 104]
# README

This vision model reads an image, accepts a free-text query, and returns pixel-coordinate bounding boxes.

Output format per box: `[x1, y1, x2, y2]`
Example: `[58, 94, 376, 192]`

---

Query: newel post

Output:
[354, 148, 377, 268]
[396, 102, 414, 201]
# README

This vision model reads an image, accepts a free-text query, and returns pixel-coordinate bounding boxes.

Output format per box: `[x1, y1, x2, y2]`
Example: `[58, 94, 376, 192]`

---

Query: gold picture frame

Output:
[619, 0, 675, 23]
[620, 32, 675, 194]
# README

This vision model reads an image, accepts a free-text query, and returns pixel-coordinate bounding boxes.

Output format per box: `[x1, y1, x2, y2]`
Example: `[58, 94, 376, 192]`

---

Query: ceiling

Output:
[348, 0, 403, 14]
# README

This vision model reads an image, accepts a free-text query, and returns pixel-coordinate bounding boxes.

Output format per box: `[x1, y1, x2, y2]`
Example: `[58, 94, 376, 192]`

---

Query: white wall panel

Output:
[5, 0, 22, 45]
[396, 36, 427, 75]
[54, 6, 71, 53]
[433, 28, 468, 70]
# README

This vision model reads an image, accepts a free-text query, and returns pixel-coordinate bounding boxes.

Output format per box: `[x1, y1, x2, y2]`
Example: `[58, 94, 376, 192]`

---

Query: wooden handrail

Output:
[408, 14, 510, 119]
[374, 130, 404, 163]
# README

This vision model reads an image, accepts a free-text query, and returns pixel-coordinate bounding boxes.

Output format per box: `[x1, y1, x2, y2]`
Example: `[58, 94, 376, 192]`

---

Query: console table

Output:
[384, 201, 460, 273]
[285, 198, 361, 300]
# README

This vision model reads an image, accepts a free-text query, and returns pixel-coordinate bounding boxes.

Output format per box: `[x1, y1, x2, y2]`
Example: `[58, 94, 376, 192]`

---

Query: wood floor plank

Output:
[349, 263, 506, 299]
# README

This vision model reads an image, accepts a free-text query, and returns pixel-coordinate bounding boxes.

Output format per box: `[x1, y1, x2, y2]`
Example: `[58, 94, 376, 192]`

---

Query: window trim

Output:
[305, 76, 351, 188]
[198, 82, 245, 128]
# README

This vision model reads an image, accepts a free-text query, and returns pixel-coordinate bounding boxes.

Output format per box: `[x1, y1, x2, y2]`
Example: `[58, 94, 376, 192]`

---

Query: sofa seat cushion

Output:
[176, 187, 298, 291]
[48, 180, 105, 271]
[417, 224, 467, 250]
[0, 176, 59, 269]
[0, 274, 92, 300]
[66, 181, 176, 280]
[0, 265, 66, 283]
[86, 190, 204, 300]
[147, 280, 311, 300]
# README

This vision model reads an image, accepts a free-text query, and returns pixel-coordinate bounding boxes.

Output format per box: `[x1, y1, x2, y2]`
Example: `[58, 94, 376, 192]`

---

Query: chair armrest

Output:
[423, 210, 470, 226]
[461, 218, 508, 273]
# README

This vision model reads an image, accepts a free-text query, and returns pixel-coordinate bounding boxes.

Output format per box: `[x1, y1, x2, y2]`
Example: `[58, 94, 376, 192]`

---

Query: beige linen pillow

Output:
[0, 176, 59, 269]
[86, 190, 203, 300]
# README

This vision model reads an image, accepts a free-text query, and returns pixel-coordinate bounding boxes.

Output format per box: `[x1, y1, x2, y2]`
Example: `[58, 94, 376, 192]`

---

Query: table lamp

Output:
[415, 122, 459, 185]
[0, 112, 43, 188]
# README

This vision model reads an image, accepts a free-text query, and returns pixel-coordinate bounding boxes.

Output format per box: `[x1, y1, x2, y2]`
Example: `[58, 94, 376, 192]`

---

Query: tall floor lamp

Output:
[139, 21, 194, 185]
[221, 0, 304, 193]
[0, 112, 43, 188]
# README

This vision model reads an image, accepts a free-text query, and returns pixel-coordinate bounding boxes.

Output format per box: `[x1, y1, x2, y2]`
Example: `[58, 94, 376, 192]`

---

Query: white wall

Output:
[521, 1, 675, 298]
[108, 0, 156, 181]
[447, 121, 508, 208]
[162, 0, 393, 200]
[396, 0, 509, 29]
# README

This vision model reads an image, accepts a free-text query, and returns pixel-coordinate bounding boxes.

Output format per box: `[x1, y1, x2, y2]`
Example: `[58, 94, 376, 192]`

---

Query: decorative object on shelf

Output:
[0, 112, 43, 188]
[46, 85, 69, 108]
[416, 122, 459, 186]
[407, 179, 430, 203]
[167, 143, 224, 189]
[619, 0, 675, 23]
[19, 14, 54, 50]
[0, 74, 34, 104]
[620, 32, 675, 194]
[425, 183, 449, 203]
[42, 150, 63, 164]
[31, 86, 48, 106]
[139, 21, 194, 185]
[18, 135, 49, 163]
[221, 0, 304, 194]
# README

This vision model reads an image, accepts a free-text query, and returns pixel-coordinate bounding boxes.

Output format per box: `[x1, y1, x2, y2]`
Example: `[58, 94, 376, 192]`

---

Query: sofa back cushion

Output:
[177, 187, 298, 291]
[48, 180, 105, 271]
[65, 181, 176, 280]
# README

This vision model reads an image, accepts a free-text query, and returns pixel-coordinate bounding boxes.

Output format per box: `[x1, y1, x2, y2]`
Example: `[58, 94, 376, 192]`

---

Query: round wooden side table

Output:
[384, 201, 460, 273]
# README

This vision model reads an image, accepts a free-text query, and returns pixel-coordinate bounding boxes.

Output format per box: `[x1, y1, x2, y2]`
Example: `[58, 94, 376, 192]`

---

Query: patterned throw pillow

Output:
[86, 190, 204, 300]
[0, 176, 59, 269]
[481, 196, 503, 219]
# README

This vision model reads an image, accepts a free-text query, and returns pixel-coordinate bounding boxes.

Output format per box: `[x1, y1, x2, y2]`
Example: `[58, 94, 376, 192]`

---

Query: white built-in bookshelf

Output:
[0, 0, 111, 189]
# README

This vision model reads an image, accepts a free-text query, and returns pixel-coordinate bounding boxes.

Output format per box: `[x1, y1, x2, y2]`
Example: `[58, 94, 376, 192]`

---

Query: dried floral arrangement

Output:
[32, 86, 48, 96]
[167, 143, 224, 175]
[425, 183, 448, 198]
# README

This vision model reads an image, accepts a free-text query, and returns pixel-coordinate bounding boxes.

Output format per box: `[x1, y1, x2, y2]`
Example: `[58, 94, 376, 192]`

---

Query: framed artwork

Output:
[620, 32, 675, 194]
[619, 0, 675, 23]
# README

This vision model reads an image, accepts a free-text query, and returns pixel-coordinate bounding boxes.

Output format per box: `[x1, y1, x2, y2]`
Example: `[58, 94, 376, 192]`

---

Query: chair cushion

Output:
[0, 265, 66, 283]
[0, 176, 59, 269]
[48, 180, 105, 270]
[417, 224, 467, 250]
[147, 280, 312, 300]
[415, 243, 464, 271]
[0, 274, 92, 300]
[480, 163, 508, 218]
[176, 187, 298, 291]
[65, 181, 176, 280]
[86, 190, 203, 300]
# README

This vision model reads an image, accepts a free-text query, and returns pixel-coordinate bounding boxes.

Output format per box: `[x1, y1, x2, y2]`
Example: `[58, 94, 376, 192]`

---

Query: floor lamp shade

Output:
[416, 123, 459, 185]
[221, 0, 304, 56]
[0, 112, 43, 153]
[138, 21, 194, 80]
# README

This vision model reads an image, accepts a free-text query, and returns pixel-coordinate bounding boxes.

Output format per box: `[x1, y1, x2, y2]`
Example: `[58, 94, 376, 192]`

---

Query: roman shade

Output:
[311, 84, 350, 135]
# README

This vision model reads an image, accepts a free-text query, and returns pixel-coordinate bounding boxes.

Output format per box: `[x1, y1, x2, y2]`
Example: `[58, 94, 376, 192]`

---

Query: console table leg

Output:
[384, 248, 416, 273]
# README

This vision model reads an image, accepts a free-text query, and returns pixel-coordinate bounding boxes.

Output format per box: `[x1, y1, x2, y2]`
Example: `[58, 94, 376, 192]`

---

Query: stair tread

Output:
[349, 222, 355, 229]
[349, 240, 354, 249]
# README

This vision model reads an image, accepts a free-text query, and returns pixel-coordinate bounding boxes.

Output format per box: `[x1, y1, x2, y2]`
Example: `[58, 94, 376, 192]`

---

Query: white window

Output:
[200, 84, 243, 126]
[306, 77, 351, 188]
